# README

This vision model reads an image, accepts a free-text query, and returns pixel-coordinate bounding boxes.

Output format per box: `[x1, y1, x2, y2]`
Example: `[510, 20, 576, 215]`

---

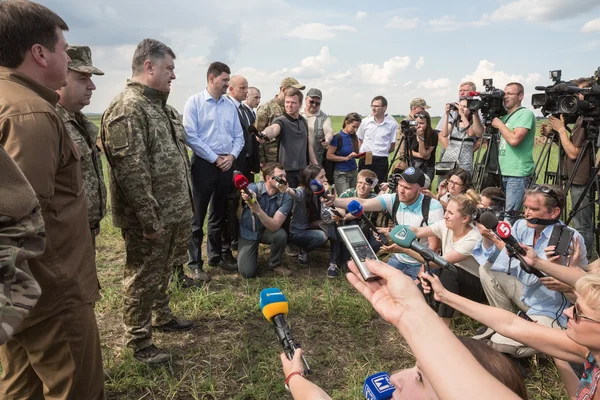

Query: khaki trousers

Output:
[0, 304, 105, 400]
[479, 263, 528, 313]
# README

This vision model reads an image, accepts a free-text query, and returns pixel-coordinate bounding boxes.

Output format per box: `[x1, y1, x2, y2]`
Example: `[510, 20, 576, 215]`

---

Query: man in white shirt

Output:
[357, 95, 398, 185]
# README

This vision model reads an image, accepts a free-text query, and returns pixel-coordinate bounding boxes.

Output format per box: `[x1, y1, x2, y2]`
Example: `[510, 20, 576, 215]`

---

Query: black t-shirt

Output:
[274, 113, 309, 171]
[410, 129, 439, 168]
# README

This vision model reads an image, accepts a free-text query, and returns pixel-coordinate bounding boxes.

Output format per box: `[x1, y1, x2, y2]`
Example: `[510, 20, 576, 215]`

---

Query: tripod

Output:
[387, 129, 415, 177]
[530, 129, 567, 188]
[472, 123, 502, 192]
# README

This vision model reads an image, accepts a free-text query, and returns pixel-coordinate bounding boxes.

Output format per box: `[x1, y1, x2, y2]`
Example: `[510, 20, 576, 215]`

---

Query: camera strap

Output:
[526, 217, 560, 226]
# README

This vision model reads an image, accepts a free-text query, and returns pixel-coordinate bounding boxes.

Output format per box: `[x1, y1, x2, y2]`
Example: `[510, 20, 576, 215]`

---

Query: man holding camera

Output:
[237, 162, 293, 278]
[540, 77, 597, 261]
[357, 96, 398, 185]
[490, 82, 536, 212]
[300, 88, 334, 167]
[333, 167, 443, 279]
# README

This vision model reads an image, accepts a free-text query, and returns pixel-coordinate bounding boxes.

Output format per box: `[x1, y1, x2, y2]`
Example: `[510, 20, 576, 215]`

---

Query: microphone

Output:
[363, 372, 395, 400]
[234, 173, 255, 203]
[309, 179, 342, 218]
[347, 200, 389, 245]
[480, 213, 544, 277]
[259, 288, 311, 375]
[389, 225, 453, 270]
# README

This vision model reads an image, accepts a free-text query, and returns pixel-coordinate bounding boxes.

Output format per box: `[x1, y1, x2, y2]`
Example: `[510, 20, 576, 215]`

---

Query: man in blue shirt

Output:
[473, 184, 588, 358]
[237, 162, 293, 278]
[183, 61, 244, 282]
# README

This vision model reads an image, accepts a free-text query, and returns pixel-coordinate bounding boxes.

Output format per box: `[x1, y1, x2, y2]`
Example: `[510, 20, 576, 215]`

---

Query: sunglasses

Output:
[573, 303, 600, 324]
[309, 99, 321, 106]
[414, 113, 427, 119]
[531, 184, 562, 206]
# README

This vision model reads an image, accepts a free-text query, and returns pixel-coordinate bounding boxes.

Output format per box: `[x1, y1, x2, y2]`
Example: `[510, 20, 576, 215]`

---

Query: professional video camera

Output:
[471, 206, 503, 224]
[466, 79, 508, 121]
[400, 119, 418, 136]
[532, 69, 600, 122]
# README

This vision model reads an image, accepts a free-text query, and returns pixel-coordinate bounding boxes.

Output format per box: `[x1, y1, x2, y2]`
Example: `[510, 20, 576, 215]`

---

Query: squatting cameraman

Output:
[490, 82, 536, 213]
[540, 77, 597, 261]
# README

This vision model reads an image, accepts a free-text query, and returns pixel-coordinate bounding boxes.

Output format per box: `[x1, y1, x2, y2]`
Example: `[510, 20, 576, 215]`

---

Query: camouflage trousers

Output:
[259, 138, 280, 165]
[121, 221, 190, 351]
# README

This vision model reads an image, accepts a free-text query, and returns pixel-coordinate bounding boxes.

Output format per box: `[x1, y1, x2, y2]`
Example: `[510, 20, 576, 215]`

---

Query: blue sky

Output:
[42, 0, 600, 117]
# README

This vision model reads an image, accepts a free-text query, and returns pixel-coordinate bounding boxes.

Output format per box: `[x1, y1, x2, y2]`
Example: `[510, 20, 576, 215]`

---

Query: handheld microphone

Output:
[390, 225, 453, 270]
[348, 200, 389, 245]
[363, 372, 395, 400]
[234, 173, 255, 203]
[259, 288, 311, 375]
[309, 179, 342, 218]
[480, 212, 544, 277]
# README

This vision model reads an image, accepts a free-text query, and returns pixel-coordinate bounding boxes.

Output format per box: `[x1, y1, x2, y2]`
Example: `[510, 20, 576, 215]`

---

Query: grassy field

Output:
[87, 115, 571, 399]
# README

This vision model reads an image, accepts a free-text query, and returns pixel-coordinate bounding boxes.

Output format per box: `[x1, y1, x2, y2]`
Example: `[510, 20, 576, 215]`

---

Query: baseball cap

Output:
[67, 45, 104, 75]
[410, 98, 431, 109]
[280, 77, 305, 90]
[306, 88, 322, 99]
[399, 167, 426, 187]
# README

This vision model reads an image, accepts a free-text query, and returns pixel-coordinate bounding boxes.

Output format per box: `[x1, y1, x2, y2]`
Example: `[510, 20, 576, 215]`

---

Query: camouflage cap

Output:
[67, 45, 104, 75]
[410, 97, 431, 109]
[280, 77, 305, 90]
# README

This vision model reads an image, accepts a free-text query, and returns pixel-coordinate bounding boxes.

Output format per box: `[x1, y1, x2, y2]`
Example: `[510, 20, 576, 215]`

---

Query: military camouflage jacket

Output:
[56, 104, 107, 228]
[0, 145, 44, 344]
[254, 96, 284, 164]
[100, 80, 193, 234]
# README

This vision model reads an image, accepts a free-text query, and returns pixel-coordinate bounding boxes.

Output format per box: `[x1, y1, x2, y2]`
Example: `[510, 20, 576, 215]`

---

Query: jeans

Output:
[289, 229, 328, 253]
[386, 257, 421, 280]
[570, 184, 596, 260]
[502, 175, 531, 214]
[333, 169, 358, 195]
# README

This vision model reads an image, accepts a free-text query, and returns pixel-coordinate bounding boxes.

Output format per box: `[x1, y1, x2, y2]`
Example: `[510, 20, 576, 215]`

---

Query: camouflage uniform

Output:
[254, 96, 284, 164]
[101, 80, 193, 351]
[0, 146, 43, 345]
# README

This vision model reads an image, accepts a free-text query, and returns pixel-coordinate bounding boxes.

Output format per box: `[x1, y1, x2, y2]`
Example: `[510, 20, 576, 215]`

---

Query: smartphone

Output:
[337, 225, 380, 281]
[547, 224, 563, 256]
[555, 227, 575, 257]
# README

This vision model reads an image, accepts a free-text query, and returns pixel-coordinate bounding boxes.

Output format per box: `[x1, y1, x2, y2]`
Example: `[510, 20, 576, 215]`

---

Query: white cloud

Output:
[356, 56, 411, 85]
[415, 56, 425, 70]
[429, 15, 460, 32]
[355, 11, 367, 20]
[290, 46, 337, 76]
[582, 17, 600, 33]
[418, 78, 452, 90]
[287, 23, 356, 40]
[461, 60, 541, 90]
[489, 0, 599, 22]
[403, 81, 413, 87]
[385, 17, 419, 30]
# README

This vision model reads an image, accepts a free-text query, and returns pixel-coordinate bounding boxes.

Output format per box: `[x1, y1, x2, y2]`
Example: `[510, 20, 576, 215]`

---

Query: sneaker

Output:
[286, 245, 299, 257]
[298, 251, 308, 266]
[133, 344, 170, 365]
[327, 263, 339, 278]
[273, 266, 292, 277]
[153, 319, 195, 332]
[472, 326, 495, 341]
[191, 269, 212, 283]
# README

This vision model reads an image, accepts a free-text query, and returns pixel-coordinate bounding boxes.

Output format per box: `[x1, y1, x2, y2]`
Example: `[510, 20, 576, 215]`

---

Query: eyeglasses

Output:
[531, 184, 562, 206]
[309, 99, 321, 106]
[573, 303, 600, 324]
[447, 179, 463, 187]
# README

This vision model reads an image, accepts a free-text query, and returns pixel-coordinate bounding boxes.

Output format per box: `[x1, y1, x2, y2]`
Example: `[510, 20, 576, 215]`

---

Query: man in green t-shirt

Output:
[491, 82, 536, 212]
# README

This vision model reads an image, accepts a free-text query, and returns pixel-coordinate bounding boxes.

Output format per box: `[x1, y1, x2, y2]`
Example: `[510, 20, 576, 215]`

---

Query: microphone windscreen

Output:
[348, 200, 364, 217]
[389, 225, 416, 248]
[310, 179, 324, 194]
[259, 288, 288, 322]
[234, 173, 250, 190]
[480, 211, 499, 230]
[363, 372, 395, 400]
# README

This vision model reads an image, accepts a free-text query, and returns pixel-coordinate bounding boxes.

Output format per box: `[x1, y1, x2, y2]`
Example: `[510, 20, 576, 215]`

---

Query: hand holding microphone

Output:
[310, 179, 342, 218]
[234, 173, 255, 204]
[347, 200, 389, 245]
[363, 372, 395, 400]
[260, 288, 311, 375]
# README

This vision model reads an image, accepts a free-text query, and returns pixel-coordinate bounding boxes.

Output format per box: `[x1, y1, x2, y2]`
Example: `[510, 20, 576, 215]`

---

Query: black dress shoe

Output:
[222, 252, 237, 265]
[153, 318, 194, 332]
[208, 259, 237, 271]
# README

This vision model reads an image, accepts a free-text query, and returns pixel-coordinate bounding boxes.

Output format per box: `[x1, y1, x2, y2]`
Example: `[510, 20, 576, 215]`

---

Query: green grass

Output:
[85, 116, 569, 399]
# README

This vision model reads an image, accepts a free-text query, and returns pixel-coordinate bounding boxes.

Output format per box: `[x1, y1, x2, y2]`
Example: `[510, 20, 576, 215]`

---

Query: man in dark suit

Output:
[228, 75, 258, 181]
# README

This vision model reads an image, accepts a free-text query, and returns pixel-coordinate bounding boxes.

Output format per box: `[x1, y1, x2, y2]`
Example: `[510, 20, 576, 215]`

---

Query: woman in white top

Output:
[394, 190, 484, 327]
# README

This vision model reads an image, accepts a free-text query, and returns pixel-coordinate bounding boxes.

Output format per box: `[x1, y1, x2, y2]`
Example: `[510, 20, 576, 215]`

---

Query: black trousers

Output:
[188, 155, 233, 270]
[437, 267, 486, 319]
[359, 156, 388, 187]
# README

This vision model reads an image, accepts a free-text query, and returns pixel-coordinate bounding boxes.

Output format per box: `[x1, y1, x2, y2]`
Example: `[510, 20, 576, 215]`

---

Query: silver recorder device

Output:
[337, 225, 380, 281]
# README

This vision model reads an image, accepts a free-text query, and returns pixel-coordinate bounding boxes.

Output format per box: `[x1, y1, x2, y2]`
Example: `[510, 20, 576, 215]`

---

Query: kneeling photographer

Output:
[539, 76, 597, 261]
[333, 167, 444, 280]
